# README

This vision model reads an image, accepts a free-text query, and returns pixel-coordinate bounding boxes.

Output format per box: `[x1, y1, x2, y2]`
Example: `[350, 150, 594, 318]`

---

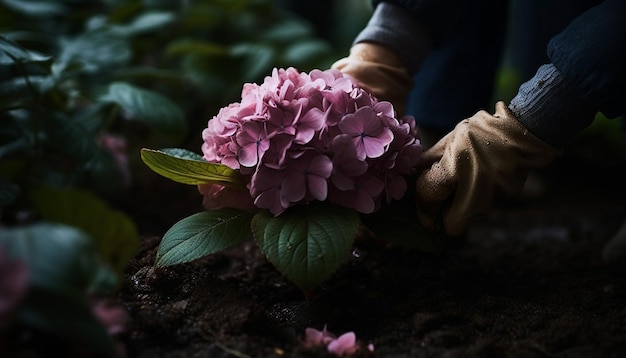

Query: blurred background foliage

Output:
[0, 0, 370, 354]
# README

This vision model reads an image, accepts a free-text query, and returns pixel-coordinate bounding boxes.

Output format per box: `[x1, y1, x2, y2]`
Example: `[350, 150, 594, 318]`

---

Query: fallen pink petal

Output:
[327, 332, 358, 356]
[303, 325, 374, 357]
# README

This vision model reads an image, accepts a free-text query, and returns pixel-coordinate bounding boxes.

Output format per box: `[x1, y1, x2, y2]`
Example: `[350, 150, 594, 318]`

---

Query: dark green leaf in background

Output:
[54, 32, 131, 74]
[30, 186, 139, 275]
[229, 43, 274, 82]
[0, 0, 68, 17]
[0, 223, 106, 297]
[261, 20, 312, 42]
[0, 35, 50, 64]
[282, 40, 331, 67]
[0, 75, 47, 111]
[44, 112, 100, 163]
[100, 82, 187, 143]
[111, 11, 176, 37]
[0, 223, 116, 356]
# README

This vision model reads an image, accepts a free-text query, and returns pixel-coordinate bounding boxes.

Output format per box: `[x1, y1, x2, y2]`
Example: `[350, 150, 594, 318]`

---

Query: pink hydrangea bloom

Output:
[200, 67, 422, 216]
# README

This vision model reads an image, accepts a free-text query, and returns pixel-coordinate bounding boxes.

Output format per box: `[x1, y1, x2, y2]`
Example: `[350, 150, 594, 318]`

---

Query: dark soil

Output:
[118, 154, 626, 358]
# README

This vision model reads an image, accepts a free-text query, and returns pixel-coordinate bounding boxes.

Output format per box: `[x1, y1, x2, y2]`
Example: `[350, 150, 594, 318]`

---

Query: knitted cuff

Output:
[509, 64, 597, 148]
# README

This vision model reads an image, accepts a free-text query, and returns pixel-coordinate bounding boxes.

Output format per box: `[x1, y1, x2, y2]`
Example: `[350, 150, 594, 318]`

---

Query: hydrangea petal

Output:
[339, 107, 394, 160]
[236, 122, 270, 167]
[327, 332, 358, 356]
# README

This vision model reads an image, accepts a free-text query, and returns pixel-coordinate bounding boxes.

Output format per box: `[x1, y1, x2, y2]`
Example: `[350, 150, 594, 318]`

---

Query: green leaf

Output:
[114, 67, 187, 83]
[283, 40, 331, 66]
[251, 203, 359, 290]
[118, 11, 176, 36]
[82, 147, 129, 195]
[161, 147, 204, 161]
[30, 186, 139, 274]
[99, 82, 187, 142]
[230, 43, 274, 81]
[0, 223, 104, 297]
[0, 36, 50, 64]
[262, 20, 313, 42]
[0, 75, 47, 110]
[0, 0, 69, 17]
[156, 209, 253, 267]
[55, 32, 131, 74]
[43, 112, 100, 163]
[140, 148, 246, 188]
[360, 195, 448, 253]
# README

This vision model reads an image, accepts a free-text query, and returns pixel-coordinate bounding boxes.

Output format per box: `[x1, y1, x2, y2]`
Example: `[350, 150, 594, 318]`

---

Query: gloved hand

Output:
[332, 42, 413, 115]
[415, 101, 562, 236]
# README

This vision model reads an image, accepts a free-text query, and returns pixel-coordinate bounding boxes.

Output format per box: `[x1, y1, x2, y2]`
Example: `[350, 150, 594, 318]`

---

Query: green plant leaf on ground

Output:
[99, 82, 187, 143]
[140, 148, 247, 188]
[30, 186, 139, 276]
[156, 209, 253, 267]
[251, 202, 359, 291]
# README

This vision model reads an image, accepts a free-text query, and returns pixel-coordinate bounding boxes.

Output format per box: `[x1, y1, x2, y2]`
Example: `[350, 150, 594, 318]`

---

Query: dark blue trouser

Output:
[407, 0, 601, 132]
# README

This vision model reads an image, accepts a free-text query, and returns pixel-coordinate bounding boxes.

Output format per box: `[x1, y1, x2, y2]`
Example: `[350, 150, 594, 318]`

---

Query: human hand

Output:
[415, 101, 562, 236]
[332, 42, 412, 115]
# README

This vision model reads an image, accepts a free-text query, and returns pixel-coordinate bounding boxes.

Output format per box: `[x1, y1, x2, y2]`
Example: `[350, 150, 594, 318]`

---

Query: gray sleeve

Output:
[547, 0, 626, 119]
[508, 64, 597, 148]
[353, 2, 431, 74]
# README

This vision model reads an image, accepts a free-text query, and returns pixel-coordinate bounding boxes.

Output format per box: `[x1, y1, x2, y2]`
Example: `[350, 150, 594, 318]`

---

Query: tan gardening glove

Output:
[415, 101, 562, 237]
[332, 42, 413, 115]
